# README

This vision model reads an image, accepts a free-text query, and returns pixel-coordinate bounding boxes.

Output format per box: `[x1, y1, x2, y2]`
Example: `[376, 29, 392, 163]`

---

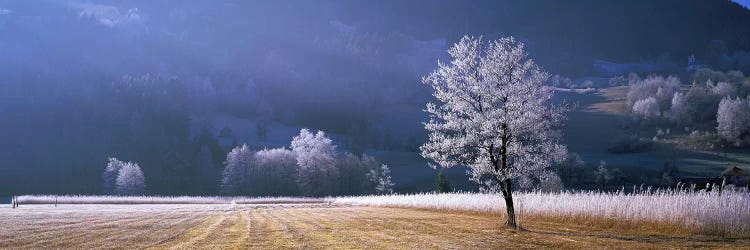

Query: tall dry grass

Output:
[334, 189, 750, 236]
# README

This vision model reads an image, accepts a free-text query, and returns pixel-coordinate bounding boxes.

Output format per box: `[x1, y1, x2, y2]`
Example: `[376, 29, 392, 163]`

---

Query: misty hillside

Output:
[1, 0, 750, 195]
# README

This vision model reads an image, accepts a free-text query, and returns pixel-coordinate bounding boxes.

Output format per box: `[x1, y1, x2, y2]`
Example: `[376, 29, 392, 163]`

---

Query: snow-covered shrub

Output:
[115, 162, 146, 195]
[632, 97, 660, 118]
[717, 97, 750, 144]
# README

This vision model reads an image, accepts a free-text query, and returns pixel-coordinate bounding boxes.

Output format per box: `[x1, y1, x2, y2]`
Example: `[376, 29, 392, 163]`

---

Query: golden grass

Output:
[588, 86, 630, 115]
[1, 204, 747, 249]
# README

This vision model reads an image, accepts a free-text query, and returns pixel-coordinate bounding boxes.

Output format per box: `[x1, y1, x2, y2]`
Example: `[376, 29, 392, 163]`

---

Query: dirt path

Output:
[1, 204, 747, 249]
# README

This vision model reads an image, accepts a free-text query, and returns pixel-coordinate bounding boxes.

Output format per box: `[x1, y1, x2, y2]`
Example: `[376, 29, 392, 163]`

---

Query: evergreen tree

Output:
[434, 169, 453, 193]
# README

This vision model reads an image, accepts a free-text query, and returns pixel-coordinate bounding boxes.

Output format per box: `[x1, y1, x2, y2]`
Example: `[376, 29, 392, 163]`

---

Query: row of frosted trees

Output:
[103, 158, 146, 195]
[102, 129, 394, 197]
[220, 129, 394, 197]
[627, 72, 750, 145]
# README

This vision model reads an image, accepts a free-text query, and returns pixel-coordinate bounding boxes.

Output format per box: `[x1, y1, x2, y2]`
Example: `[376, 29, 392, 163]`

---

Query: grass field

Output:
[2, 203, 749, 249]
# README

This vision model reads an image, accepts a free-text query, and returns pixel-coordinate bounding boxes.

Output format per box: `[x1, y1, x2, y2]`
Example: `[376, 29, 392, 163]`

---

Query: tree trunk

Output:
[500, 179, 517, 228]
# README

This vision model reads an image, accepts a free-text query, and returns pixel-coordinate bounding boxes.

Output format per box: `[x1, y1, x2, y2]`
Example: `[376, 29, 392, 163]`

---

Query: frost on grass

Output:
[334, 190, 750, 235]
[15, 195, 325, 205]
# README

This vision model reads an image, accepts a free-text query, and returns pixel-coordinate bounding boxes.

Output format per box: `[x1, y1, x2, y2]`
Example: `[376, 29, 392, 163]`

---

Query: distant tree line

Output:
[220, 129, 394, 197]
[102, 129, 394, 197]
[623, 69, 750, 147]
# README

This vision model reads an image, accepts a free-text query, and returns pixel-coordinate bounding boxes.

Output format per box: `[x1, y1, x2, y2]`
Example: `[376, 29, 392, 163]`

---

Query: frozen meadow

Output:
[14, 188, 750, 236]
[14, 195, 325, 205]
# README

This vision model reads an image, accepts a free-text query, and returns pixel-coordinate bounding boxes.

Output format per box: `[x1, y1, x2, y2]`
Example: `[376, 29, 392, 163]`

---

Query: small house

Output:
[680, 165, 749, 190]
[720, 166, 748, 188]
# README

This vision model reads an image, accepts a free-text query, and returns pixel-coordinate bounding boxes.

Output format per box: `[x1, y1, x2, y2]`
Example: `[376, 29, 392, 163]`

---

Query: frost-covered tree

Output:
[103, 157, 125, 194]
[420, 36, 567, 228]
[712, 81, 737, 97]
[632, 97, 660, 118]
[668, 92, 691, 124]
[685, 84, 722, 123]
[594, 161, 611, 190]
[336, 153, 381, 195]
[115, 162, 146, 195]
[291, 129, 339, 196]
[547, 74, 573, 88]
[434, 169, 453, 193]
[626, 75, 680, 110]
[538, 172, 563, 192]
[367, 164, 394, 194]
[253, 147, 298, 195]
[716, 97, 750, 144]
[608, 75, 627, 86]
[555, 153, 586, 186]
[221, 144, 253, 195]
